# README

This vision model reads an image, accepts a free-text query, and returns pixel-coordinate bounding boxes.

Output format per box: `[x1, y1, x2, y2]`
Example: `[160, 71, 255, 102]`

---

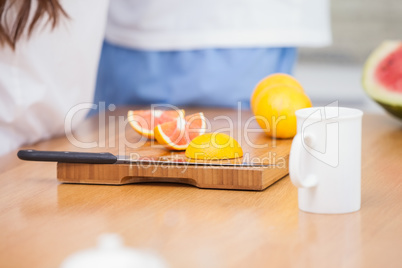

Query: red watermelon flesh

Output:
[362, 41, 402, 120]
[375, 45, 402, 93]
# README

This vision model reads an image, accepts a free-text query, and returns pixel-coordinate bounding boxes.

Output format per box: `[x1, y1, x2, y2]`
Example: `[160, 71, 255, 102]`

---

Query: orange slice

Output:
[128, 109, 185, 139]
[154, 113, 207, 150]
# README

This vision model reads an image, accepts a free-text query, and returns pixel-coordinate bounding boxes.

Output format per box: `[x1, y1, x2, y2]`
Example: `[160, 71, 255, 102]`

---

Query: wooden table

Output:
[1, 108, 402, 268]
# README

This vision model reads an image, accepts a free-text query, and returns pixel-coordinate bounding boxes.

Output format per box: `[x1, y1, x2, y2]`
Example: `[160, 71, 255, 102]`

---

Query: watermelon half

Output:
[362, 40, 402, 119]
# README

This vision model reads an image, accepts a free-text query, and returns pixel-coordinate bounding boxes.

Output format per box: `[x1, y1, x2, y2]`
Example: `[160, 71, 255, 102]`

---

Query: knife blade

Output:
[17, 149, 270, 167]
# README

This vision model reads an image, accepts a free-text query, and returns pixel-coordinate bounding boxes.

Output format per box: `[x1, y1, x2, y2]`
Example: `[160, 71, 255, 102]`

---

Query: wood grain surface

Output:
[57, 161, 288, 190]
[56, 109, 290, 190]
[1, 108, 402, 268]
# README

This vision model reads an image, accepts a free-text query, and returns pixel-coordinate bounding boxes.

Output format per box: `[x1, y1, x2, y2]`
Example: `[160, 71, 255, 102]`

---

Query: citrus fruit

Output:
[362, 40, 402, 119]
[250, 73, 304, 112]
[185, 133, 243, 160]
[253, 85, 312, 139]
[154, 112, 207, 150]
[128, 109, 184, 139]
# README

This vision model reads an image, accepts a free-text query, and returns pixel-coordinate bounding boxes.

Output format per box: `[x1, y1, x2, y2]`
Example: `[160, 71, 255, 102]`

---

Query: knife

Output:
[17, 149, 268, 167]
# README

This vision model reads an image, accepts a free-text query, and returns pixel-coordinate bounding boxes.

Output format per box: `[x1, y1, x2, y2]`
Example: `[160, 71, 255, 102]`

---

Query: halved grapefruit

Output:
[128, 109, 185, 139]
[363, 40, 402, 119]
[154, 113, 207, 150]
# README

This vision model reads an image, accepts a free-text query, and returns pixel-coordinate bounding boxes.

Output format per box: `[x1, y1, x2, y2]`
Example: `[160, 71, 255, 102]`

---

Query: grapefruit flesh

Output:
[128, 109, 185, 139]
[154, 113, 207, 150]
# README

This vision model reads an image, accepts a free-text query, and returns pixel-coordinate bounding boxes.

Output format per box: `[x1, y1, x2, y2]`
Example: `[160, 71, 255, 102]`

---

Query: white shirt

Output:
[0, 0, 109, 156]
[105, 0, 331, 50]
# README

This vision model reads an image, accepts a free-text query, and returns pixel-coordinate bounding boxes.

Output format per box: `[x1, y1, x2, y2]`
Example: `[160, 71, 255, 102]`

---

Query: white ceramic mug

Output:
[289, 106, 363, 214]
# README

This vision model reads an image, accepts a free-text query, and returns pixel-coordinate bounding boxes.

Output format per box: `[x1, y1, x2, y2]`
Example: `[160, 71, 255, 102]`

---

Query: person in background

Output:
[0, 0, 330, 156]
[0, 0, 109, 156]
[93, 0, 331, 110]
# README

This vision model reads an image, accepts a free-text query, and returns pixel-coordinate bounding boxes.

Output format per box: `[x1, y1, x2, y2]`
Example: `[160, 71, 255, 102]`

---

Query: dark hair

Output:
[0, 0, 67, 49]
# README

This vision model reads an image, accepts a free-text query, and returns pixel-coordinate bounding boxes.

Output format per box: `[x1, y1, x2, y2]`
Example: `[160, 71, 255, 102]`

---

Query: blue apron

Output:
[93, 40, 297, 111]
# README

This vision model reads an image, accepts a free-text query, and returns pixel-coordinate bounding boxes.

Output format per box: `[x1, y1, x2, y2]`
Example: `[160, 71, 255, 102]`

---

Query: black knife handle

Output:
[17, 150, 118, 164]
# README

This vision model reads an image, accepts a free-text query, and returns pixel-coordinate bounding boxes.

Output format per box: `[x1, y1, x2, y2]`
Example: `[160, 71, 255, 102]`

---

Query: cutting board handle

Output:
[17, 150, 117, 164]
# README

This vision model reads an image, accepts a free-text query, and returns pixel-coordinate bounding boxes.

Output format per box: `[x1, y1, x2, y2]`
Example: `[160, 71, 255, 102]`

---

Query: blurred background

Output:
[295, 0, 401, 112]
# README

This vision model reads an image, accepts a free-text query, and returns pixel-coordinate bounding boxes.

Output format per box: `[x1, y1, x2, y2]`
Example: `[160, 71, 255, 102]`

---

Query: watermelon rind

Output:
[362, 40, 402, 119]
[375, 100, 402, 119]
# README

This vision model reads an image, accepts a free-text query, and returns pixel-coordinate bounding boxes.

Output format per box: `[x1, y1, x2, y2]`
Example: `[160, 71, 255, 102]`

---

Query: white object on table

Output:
[60, 233, 167, 268]
[289, 106, 363, 214]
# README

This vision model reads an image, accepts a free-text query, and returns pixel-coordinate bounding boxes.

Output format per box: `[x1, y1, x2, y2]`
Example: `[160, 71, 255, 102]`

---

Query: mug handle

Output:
[289, 133, 319, 188]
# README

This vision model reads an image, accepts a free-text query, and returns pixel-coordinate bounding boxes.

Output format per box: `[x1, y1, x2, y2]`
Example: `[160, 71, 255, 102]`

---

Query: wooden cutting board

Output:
[57, 109, 292, 190]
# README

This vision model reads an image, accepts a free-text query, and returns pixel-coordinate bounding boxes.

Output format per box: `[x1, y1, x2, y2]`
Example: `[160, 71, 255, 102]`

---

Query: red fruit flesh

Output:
[135, 110, 181, 130]
[375, 45, 402, 93]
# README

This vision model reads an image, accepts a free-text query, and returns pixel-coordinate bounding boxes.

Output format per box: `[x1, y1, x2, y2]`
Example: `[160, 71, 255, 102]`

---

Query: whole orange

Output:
[250, 73, 303, 112]
[253, 85, 312, 139]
